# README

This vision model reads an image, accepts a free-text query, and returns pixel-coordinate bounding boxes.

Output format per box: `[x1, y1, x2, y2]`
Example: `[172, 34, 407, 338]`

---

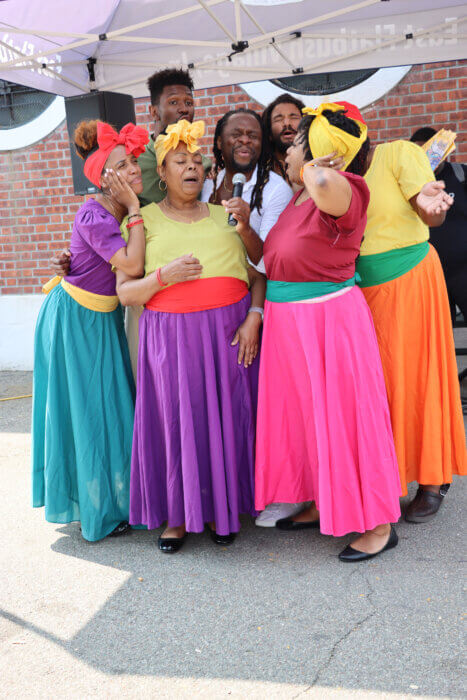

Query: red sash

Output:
[145, 276, 248, 313]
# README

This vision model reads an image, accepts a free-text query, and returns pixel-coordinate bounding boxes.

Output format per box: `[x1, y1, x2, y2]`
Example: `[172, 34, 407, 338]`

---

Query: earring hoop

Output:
[159, 179, 167, 192]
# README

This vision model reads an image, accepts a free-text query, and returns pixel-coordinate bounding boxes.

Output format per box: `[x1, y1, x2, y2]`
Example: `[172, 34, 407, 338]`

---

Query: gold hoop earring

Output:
[159, 179, 167, 192]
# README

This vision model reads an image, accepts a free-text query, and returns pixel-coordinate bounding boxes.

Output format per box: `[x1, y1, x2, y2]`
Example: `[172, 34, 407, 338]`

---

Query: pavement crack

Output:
[291, 685, 312, 699]
[309, 569, 379, 688]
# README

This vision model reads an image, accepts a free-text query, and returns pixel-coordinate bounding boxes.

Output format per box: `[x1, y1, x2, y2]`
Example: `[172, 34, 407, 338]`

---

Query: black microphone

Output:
[228, 173, 247, 226]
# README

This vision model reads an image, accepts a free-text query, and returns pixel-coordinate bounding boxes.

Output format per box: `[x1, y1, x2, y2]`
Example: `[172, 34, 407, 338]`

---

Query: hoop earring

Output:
[159, 179, 167, 192]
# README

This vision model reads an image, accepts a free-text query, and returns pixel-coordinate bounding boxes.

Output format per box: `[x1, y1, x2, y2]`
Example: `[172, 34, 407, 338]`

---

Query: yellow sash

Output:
[42, 276, 119, 313]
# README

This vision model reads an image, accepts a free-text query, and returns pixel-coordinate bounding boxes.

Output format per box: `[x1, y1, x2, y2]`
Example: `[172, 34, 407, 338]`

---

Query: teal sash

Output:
[356, 241, 430, 288]
[266, 275, 357, 303]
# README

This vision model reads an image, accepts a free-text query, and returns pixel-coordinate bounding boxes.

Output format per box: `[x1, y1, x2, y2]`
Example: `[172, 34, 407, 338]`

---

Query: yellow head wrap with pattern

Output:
[302, 103, 367, 170]
[155, 119, 205, 165]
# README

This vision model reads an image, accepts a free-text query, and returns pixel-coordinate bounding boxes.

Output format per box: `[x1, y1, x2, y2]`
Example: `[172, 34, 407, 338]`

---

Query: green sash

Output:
[356, 241, 429, 288]
[266, 275, 357, 303]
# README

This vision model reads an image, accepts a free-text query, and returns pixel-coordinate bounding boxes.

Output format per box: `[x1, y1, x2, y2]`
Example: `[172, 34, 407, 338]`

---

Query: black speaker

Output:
[65, 91, 137, 195]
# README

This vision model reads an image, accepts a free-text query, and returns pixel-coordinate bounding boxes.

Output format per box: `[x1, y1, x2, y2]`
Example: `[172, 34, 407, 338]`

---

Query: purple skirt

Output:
[130, 294, 259, 535]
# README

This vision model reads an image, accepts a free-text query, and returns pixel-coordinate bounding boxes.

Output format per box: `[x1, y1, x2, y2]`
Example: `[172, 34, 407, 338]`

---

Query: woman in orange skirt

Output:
[356, 137, 466, 522]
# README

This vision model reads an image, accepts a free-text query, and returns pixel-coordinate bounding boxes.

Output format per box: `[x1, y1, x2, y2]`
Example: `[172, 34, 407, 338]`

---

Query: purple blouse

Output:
[65, 199, 126, 296]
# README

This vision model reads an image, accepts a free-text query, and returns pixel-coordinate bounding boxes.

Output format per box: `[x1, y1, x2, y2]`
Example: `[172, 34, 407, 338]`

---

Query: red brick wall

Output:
[0, 60, 465, 295]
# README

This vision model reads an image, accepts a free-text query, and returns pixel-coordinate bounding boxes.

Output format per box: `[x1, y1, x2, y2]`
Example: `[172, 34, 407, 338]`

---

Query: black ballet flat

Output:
[206, 525, 236, 546]
[276, 517, 320, 531]
[338, 526, 398, 563]
[108, 521, 131, 537]
[157, 534, 187, 553]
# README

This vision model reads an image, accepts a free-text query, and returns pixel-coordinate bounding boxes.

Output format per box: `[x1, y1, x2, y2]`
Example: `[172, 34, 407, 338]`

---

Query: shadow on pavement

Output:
[3, 494, 465, 698]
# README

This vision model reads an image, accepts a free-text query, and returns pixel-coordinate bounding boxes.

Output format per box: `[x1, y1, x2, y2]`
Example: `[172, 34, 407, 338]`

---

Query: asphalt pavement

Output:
[0, 368, 465, 699]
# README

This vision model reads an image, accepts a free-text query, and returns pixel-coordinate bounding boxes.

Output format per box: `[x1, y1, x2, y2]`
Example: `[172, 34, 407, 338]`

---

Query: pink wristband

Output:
[156, 267, 167, 287]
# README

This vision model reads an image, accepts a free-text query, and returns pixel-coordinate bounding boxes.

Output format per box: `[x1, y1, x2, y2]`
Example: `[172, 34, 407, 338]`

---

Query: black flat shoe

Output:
[157, 534, 187, 553]
[206, 525, 236, 546]
[405, 484, 450, 523]
[108, 521, 131, 537]
[338, 526, 398, 563]
[276, 517, 320, 531]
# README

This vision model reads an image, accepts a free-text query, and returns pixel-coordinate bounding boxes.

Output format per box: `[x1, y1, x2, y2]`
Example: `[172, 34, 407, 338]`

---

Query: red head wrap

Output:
[334, 101, 366, 126]
[83, 122, 149, 188]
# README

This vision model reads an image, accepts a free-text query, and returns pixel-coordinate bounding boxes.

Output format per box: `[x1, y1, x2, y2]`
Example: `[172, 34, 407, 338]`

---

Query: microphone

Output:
[228, 173, 247, 226]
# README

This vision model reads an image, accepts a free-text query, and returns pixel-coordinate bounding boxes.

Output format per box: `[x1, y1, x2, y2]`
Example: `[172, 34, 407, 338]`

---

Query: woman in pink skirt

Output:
[255, 103, 401, 561]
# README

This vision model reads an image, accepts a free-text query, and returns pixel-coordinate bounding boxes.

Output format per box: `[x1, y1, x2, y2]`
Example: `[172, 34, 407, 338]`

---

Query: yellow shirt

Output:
[122, 203, 249, 285]
[361, 140, 435, 256]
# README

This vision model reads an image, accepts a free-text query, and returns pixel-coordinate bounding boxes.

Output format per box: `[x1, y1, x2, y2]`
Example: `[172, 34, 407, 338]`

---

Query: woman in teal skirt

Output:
[32, 119, 148, 541]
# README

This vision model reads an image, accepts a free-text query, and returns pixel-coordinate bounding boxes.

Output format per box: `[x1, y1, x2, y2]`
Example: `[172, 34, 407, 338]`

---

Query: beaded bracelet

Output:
[127, 212, 141, 220]
[126, 218, 144, 229]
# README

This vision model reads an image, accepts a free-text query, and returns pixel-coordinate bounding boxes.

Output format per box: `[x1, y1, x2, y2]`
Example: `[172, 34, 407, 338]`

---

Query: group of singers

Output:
[32, 68, 466, 563]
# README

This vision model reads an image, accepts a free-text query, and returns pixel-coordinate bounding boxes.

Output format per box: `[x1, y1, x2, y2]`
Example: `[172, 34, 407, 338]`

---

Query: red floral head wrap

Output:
[83, 122, 149, 188]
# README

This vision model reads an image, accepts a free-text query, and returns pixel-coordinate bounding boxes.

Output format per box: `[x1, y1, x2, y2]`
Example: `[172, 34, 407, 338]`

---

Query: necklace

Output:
[101, 195, 122, 222]
[162, 197, 204, 223]
[222, 176, 233, 194]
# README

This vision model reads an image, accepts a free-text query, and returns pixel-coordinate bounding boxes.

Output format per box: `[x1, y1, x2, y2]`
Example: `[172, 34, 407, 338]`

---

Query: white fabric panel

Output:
[0, 0, 465, 96]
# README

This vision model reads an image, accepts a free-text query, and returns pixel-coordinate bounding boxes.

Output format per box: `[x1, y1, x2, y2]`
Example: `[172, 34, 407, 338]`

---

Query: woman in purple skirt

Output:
[117, 120, 265, 553]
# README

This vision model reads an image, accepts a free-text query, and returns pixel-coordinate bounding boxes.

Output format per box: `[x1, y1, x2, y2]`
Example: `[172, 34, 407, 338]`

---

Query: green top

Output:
[138, 136, 212, 207]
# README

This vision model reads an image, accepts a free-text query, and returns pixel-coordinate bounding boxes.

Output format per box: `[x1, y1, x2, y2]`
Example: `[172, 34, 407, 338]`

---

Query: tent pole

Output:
[196, 0, 236, 43]
[0, 35, 98, 69]
[248, 0, 380, 47]
[108, 36, 229, 47]
[0, 37, 89, 92]
[0, 27, 96, 40]
[105, 0, 224, 39]
[239, 2, 296, 69]
[301, 16, 466, 73]
[234, 0, 242, 42]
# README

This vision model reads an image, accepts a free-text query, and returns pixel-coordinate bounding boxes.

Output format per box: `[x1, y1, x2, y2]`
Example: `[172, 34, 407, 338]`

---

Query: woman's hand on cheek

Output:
[231, 313, 261, 368]
[101, 169, 140, 210]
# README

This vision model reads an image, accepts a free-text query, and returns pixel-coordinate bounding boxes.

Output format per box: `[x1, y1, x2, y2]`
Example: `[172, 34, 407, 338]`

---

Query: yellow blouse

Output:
[361, 140, 435, 256]
[122, 203, 249, 285]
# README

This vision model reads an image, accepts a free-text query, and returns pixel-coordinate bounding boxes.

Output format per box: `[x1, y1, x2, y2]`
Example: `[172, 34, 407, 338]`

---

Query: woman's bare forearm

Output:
[111, 218, 145, 277]
[239, 226, 263, 265]
[248, 266, 266, 308]
[116, 269, 162, 306]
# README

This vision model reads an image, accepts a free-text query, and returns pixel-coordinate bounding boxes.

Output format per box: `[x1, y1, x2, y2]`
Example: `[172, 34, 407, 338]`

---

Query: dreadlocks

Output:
[211, 108, 273, 215]
[297, 108, 370, 177]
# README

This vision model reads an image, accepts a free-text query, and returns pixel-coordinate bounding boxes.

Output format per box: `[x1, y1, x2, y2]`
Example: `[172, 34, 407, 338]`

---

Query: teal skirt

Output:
[32, 284, 135, 541]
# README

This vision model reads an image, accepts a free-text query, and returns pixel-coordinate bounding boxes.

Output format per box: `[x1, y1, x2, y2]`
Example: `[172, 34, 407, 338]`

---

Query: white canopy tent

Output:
[0, 0, 465, 97]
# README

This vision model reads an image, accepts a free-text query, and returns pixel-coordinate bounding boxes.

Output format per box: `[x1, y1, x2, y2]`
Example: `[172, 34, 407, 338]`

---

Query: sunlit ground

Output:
[0, 363, 465, 699]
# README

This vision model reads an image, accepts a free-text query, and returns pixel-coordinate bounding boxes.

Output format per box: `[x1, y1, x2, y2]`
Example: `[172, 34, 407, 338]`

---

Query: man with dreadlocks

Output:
[201, 109, 293, 274]
[202, 108, 299, 528]
[262, 93, 305, 187]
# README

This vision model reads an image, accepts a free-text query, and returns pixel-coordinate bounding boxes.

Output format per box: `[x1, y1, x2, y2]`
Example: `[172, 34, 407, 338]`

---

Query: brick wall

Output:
[0, 60, 465, 296]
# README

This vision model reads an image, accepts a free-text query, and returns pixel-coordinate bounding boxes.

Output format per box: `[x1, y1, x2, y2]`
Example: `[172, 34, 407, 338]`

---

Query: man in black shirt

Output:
[411, 127, 467, 323]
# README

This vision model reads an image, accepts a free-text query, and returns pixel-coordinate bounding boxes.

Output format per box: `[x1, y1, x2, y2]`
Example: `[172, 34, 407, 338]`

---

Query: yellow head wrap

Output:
[155, 119, 205, 165]
[302, 103, 368, 170]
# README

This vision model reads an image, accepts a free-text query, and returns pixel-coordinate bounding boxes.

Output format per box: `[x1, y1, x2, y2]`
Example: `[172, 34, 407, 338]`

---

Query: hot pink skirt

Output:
[255, 286, 401, 536]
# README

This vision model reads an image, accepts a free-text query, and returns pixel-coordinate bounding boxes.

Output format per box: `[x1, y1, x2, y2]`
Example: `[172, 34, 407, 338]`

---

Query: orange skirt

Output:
[361, 245, 466, 495]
